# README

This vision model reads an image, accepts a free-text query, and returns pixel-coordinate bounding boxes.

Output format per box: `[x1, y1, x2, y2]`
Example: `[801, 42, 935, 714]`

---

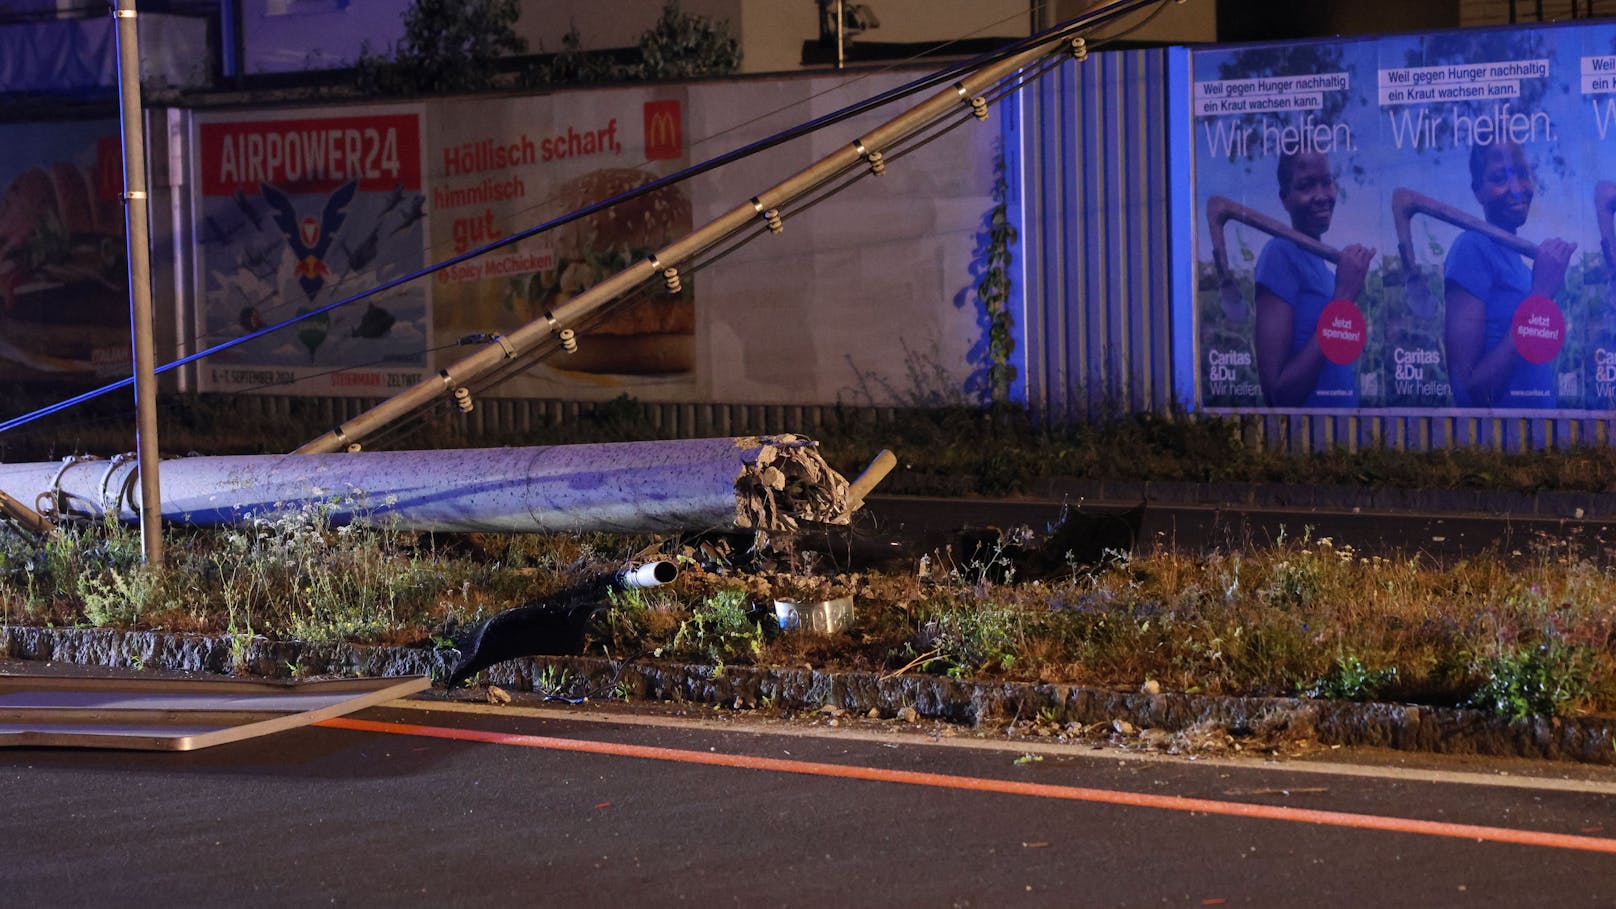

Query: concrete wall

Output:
[1053, 0, 1216, 43]
[518, 0, 1030, 74]
[1460, 0, 1610, 25]
[1217, 0, 1459, 43]
[177, 0, 1616, 82]
[241, 0, 410, 74]
[240, 0, 1030, 77]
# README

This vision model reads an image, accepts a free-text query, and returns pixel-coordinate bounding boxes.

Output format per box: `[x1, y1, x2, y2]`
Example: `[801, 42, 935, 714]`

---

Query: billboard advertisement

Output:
[1192, 22, 1616, 415]
[424, 88, 695, 398]
[0, 120, 128, 387]
[191, 106, 430, 395]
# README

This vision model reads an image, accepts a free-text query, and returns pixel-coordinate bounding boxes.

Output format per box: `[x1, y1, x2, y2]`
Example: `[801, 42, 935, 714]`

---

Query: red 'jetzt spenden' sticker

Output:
[1316, 298, 1366, 365]
[1510, 295, 1565, 365]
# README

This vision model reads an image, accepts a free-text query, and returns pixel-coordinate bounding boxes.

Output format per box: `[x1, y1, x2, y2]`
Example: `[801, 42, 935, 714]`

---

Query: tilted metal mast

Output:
[294, 0, 1154, 456]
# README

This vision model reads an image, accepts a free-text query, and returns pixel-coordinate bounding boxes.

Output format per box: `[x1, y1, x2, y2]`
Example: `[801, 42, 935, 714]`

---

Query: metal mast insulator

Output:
[853, 139, 886, 176]
[647, 254, 682, 294]
[542, 310, 579, 353]
[749, 197, 784, 233]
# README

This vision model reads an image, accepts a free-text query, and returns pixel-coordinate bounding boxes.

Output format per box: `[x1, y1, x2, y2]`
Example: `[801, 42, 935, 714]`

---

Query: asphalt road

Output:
[5, 696, 1616, 906]
[5, 500, 1614, 905]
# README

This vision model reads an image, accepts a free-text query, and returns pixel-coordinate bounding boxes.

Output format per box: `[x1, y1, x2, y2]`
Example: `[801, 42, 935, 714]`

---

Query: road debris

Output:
[445, 563, 680, 689]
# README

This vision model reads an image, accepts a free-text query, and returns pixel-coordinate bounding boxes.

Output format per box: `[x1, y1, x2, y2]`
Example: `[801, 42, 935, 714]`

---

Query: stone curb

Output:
[5, 625, 1614, 765]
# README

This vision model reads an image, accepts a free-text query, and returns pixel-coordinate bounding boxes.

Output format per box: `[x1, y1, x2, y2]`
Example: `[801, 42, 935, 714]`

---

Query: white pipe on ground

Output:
[616, 561, 680, 589]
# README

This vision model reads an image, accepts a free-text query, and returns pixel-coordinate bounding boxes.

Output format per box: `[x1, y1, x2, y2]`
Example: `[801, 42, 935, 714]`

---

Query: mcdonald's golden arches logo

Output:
[643, 100, 683, 160]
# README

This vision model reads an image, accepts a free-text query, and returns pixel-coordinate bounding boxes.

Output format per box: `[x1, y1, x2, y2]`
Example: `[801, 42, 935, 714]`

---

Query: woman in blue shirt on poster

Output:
[1254, 151, 1375, 407]
[1443, 141, 1576, 409]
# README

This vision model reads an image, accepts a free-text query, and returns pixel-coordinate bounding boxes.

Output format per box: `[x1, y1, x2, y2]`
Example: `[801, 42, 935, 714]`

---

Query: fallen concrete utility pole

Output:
[0, 436, 850, 535]
[291, 0, 1155, 455]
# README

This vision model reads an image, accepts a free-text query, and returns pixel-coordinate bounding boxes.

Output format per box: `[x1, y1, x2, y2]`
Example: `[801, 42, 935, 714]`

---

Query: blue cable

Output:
[0, 0, 1158, 436]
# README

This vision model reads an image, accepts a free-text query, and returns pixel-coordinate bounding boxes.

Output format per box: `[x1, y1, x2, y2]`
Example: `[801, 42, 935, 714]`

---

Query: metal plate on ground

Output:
[0, 674, 430, 751]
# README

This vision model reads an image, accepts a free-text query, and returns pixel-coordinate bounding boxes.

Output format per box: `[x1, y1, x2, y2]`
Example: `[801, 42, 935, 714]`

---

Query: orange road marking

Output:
[318, 716, 1616, 855]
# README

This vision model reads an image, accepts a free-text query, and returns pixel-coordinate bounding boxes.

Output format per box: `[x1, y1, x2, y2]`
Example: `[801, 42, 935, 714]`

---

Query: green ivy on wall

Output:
[977, 148, 1018, 405]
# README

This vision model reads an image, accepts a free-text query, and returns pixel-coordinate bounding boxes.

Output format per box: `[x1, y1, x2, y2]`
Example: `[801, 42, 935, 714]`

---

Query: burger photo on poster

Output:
[524, 167, 695, 376]
[0, 162, 127, 379]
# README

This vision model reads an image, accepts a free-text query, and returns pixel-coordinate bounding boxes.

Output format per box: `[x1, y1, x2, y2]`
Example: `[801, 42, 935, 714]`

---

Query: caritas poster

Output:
[192, 106, 429, 395]
[0, 120, 128, 386]
[1192, 21, 1616, 415]
[426, 88, 694, 395]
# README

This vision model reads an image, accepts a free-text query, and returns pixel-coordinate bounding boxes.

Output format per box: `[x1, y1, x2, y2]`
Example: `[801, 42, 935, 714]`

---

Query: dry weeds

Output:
[2, 515, 1614, 718]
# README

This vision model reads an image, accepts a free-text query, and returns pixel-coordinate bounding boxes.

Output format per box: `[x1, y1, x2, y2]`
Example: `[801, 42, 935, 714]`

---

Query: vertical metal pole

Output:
[112, 0, 164, 566]
[219, 0, 245, 84]
[835, 0, 844, 69]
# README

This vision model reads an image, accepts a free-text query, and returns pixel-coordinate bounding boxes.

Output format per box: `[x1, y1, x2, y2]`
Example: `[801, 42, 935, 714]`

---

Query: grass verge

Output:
[1, 509, 1612, 720]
